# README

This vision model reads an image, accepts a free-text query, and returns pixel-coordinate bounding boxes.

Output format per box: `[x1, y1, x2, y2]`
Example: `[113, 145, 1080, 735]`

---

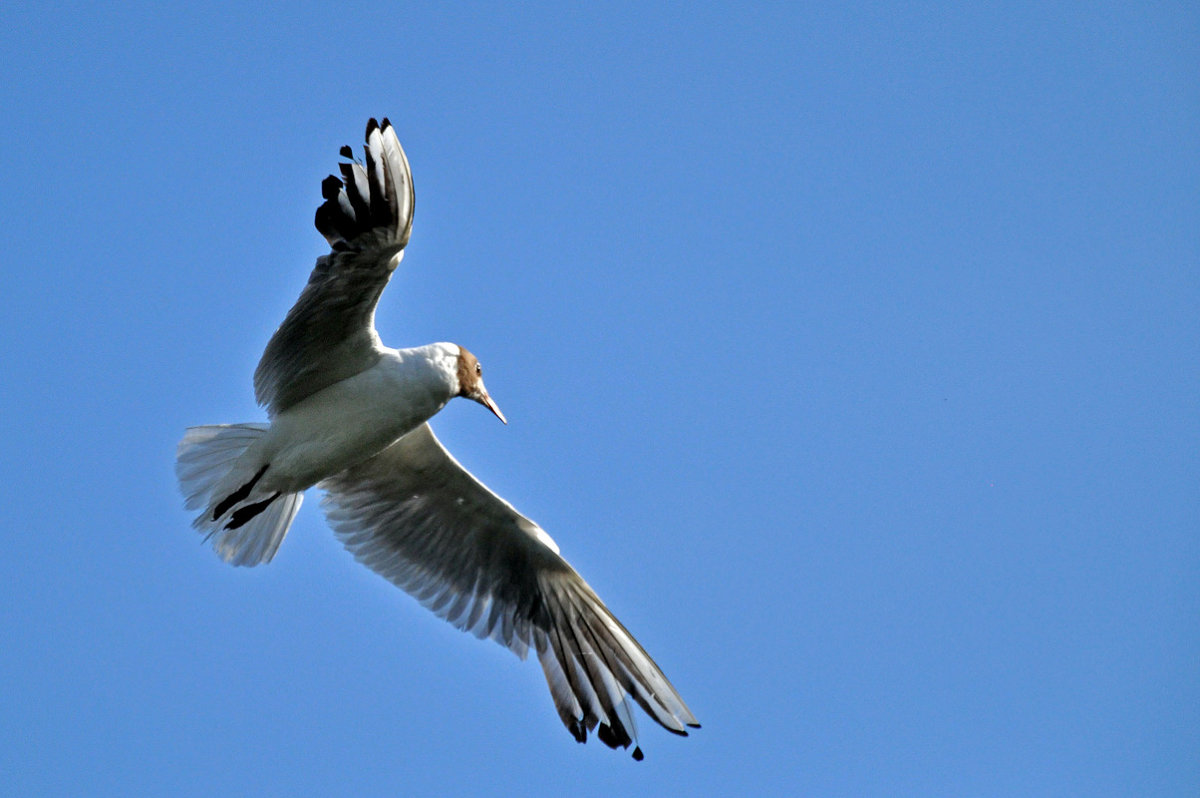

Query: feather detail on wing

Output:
[254, 118, 416, 415]
[319, 423, 699, 756]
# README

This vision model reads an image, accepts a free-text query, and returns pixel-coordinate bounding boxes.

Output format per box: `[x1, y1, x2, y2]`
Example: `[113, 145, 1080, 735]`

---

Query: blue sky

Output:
[1, 2, 1196, 795]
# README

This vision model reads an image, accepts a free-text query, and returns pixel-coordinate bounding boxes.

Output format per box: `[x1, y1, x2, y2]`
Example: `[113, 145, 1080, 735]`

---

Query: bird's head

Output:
[455, 346, 507, 424]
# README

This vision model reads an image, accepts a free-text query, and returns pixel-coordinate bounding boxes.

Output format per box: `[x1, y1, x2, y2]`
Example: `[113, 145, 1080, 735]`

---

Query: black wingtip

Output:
[339, 145, 354, 159]
[366, 117, 380, 136]
[597, 723, 617, 748]
[381, 116, 392, 130]
[596, 722, 633, 750]
[632, 747, 644, 761]
[320, 174, 343, 200]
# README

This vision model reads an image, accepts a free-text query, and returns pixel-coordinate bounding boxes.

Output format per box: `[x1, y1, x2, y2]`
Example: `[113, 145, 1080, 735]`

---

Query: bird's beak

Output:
[476, 391, 507, 424]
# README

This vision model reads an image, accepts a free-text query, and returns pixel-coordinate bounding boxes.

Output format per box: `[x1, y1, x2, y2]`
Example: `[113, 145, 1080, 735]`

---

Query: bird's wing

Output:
[319, 423, 699, 757]
[254, 118, 415, 415]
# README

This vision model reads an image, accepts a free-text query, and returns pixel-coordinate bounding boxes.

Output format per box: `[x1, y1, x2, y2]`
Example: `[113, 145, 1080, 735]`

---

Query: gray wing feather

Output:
[319, 423, 699, 755]
[254, 118, 415, 415]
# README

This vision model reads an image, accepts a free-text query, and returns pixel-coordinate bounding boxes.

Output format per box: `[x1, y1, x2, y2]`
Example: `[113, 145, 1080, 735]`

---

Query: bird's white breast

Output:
[259, 347, 455, 492]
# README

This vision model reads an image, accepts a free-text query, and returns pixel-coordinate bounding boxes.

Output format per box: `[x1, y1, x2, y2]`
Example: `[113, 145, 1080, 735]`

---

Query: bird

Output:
[175, 118, 699, 759]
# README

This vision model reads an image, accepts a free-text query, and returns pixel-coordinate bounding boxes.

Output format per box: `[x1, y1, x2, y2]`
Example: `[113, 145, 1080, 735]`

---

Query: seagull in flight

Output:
[176, 118, 699, 759]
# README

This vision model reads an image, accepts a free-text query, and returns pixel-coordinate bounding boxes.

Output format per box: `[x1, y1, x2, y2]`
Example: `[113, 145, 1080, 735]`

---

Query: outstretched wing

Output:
[319, 423, 700, 758]
[254, 118, 415, 415]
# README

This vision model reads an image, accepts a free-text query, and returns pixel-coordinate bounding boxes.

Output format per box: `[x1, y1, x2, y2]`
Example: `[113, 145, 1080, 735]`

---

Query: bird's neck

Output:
[388, 342, 461, 397]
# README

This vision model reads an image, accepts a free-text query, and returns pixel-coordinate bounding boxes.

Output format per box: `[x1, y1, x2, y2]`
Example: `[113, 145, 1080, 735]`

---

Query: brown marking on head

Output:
[455, 346, 484, 397]
[455, 345, 507, 424]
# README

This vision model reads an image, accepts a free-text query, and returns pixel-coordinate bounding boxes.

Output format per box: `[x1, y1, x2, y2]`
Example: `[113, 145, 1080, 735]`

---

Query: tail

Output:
[175, 424, 303, 566]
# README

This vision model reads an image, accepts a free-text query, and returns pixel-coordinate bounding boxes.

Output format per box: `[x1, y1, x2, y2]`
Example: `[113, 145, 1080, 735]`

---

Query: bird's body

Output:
[176, 118, 698, 759]
[249, 343, 460, 494]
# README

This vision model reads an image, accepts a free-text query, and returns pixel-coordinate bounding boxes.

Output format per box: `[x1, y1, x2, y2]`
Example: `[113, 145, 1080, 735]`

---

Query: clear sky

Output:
[1, 2, 1196, 796]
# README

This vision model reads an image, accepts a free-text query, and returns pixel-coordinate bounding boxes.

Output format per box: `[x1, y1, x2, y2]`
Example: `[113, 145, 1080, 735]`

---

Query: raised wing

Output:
[319, 424, 699, 758]
[254, 118, 415, 415]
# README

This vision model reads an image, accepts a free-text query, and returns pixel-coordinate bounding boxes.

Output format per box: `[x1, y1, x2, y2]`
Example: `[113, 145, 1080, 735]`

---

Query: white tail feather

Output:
[175, 424, 303, 567]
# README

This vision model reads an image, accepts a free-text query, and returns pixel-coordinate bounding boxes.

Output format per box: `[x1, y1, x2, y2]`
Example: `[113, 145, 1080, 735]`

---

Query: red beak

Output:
[478, 392, 507, 424]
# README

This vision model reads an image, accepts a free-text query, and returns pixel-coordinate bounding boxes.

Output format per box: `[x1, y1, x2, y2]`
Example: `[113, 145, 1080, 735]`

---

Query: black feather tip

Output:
[320, 174, 343, 200]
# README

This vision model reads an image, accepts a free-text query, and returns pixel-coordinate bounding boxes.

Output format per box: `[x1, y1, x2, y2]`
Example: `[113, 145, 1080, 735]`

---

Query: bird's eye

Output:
[475, 363, 482, 376]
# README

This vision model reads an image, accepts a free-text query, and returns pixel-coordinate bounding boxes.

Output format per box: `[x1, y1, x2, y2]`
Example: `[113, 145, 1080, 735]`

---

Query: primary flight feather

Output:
[175, 118, 699, 759]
